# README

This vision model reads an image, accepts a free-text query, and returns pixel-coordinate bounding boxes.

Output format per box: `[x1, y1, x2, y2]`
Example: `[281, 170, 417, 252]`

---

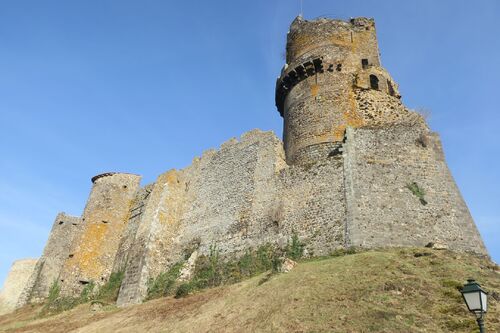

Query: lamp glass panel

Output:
[463, 292, 481, 311]
[481, 291, 487, 312]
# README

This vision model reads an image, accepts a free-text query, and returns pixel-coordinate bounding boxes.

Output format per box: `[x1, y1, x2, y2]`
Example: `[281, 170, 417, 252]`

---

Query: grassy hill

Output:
[0, 248, 498, 333]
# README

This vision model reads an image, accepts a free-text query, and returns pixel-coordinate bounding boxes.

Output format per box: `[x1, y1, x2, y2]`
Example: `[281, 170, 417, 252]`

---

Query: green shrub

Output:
[148, 243, 299, 300]
[41, 296, 81, 316]
[330, 247, 357, 257]
[79, 281, 96, 302]
[174, 243, 284, 297]
[256, 245, 274, 270]
[41, 280, 95, 316]
[191, 245, 221, 289]
[286, 233, 305, 260]
[42, 271, 127, 316]
[96, 271, 124, 303]
[271, 256, 283, 273]
[47, 280, 61, 303]
[146, 262, 184, 300]
[175, 283, 194, 298]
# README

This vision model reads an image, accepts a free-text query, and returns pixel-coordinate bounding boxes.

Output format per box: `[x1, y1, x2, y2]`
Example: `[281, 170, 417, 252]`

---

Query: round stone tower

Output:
[59, 172, 141, 296]
[276, 16, 400, 165]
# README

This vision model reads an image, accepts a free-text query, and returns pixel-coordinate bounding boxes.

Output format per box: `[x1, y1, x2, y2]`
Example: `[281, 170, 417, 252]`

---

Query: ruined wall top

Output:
[285, 16, 380, 67]
[91, 172, 140, 184]
[275, 16, 384, 116]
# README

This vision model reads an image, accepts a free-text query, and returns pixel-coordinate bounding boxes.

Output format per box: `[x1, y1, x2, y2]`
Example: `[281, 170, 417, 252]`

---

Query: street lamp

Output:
[461, 279, 488, 333]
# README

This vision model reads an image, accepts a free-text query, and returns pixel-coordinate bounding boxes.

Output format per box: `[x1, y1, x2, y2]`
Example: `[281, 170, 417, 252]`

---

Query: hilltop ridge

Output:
[0, 248, 498, 333]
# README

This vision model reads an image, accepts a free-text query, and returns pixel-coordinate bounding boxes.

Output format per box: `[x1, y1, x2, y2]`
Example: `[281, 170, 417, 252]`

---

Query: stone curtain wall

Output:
[112, 184, 155, 274]
[279, 155, 346, 256]
[118, 130, 348, 305]
[117, 169, 187, 306]
[0, 259, 37, 314]
[118, 130, 286, 306]
[344, 123, 487, 255]
[17, 213, 82, 306]
[6, 125, 488, 307]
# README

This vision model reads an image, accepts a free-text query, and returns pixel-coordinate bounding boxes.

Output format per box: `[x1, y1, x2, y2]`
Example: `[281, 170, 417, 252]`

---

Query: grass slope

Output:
[0, 248, 498, 333]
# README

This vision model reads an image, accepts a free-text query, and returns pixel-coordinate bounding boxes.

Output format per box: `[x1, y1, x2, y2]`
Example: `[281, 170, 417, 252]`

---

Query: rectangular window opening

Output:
[362, 58, 369, 69]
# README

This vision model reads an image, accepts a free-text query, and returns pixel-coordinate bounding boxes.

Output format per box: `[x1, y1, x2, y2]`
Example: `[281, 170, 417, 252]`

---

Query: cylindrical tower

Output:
[276, 16, 398, 165]
[59, 172, 141, 296]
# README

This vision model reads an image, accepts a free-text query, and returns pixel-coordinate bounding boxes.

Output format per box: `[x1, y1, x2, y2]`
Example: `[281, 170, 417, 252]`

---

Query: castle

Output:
[0, 16, 488, 313]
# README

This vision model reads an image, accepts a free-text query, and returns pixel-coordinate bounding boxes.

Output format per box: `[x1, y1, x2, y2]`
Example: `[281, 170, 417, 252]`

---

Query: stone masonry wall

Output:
[59, 173, 141, 296]
[116, 169, 187, 306]
[343, 122, 488, 255]
[0, 259, 37, 314]
[117, 129, 348, 306]
[112, 184, 154, 273]
[117, 130, 286, 306]
[17, 213, 82, 306]
[278, 154, 346, 256]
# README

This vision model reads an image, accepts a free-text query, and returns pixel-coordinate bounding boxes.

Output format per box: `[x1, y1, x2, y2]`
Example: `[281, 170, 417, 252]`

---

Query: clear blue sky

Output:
[1, 0, 498, 286]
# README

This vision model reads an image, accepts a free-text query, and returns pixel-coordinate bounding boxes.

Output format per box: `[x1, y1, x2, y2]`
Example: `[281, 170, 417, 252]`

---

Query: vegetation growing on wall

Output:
[145, 242, 290, 300]
[406, 182, 427, 205]
[96, 271, 125, 303]
[41, 281, 92, 316]
[145, 262, 184, 301]
[173, 236, 309, 299]
[41, 270, 126, 316]
[285, 233, 305, 260]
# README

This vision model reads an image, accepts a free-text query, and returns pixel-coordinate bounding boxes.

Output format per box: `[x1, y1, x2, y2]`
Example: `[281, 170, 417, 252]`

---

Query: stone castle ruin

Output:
[0, 16, 488, 313]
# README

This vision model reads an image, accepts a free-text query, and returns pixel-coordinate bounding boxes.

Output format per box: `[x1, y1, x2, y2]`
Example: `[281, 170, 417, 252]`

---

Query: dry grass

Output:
[0, 248, 498, 333]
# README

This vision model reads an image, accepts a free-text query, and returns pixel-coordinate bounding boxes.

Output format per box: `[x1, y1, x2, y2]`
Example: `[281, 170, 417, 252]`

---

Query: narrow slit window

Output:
[362, 58, 369, 69]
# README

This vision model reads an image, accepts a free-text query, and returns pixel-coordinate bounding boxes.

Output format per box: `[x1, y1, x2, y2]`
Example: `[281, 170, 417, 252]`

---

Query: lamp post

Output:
[461, 279, 488, 333]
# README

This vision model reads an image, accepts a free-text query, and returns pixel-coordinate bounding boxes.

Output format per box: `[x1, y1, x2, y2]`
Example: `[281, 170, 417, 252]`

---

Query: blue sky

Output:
[0, 0, 498, 285]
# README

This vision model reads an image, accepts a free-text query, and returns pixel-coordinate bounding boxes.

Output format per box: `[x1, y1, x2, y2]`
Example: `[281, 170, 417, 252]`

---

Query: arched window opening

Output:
[370, 75, 379, 90]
